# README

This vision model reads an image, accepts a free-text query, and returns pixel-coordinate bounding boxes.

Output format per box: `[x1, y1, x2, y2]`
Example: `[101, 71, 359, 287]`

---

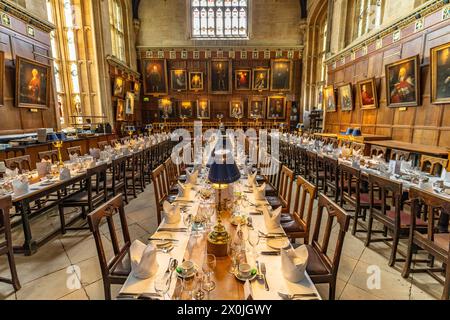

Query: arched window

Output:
[190, 0, 249, 39]
[109, 0, 126, 62]
[347, 0, 384, 45]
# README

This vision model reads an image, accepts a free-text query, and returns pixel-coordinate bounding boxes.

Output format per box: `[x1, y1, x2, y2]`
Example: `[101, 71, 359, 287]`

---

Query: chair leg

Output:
[442, 262, 449, 300]
[328, 280, 336, 300]
[401, 236, 414, 279]
[352, 209, 359, 236]
[365, 215, 374, 247]
[58, 204, 66, 234]
[389, 230, 400, 267]
[103, 281, 112, 300]
[7, 251, 21, 291]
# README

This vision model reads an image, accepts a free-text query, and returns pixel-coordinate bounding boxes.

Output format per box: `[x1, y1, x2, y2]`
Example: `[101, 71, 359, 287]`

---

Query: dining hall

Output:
[0, 0, 449, 303]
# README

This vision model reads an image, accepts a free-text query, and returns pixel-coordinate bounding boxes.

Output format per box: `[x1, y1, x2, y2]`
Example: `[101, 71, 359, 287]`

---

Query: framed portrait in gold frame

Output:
[270, 59, 293, 92]
[253, 68, 270, 91]
[178, 100, 195, 118]
[209, 59, 232, 94]
[338, 83, 354, 112]
[267, 96, 286, 119]
[170, 69, 187, 91]
[324, 85, 336, 112]
[248, 96, 266, 119]
[235, 69, 251, 90]
[229, 100, 244, 119]
[116, 99, 125, 121]
[197, 99, 210, 119]
[113, 76, 125, 98]
[431, 42, 450, 104]
[385, 55, 420, 108]
[143, 59, 168, 96]
[189, 72, 204, 91]
[357, 78, 378, 109]
[15, 56, 51, 109]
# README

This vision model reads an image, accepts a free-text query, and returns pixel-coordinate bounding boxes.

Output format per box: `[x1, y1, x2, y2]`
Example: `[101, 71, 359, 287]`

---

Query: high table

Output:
[368, 140, 449, 157]
[120, 174, 320, 300]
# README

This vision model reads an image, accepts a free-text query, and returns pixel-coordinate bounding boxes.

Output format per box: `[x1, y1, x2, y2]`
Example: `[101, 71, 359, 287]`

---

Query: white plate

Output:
[266, 237, 290, 250]
[234, 272, 257, 282]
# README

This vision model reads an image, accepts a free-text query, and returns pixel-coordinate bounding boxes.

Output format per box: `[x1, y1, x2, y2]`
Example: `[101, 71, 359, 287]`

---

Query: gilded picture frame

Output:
[431, 42, 450, 104]
[170, 69, 188, 91]
[143, 59, 168, 96]
[324, 85, 336, 112]
[270, 59, 293, 92]
[209, 59, 232, 94]
[267, 96, 286, 119]
[197, 99, 210, 119]
[248, 96, 266, 119]
[235, 69, 252, 91]
[357, 78, 378, 110]
[338, 83, 354, 112]
[189, 71, 204, 91]
[252, 68, 270, 91]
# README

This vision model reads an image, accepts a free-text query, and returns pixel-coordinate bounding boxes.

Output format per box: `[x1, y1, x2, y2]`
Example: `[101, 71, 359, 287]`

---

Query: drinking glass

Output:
[227, 242, 241, 274]
[182, 276, 196, 300]
[248, 229, 260, 258]
[192, 273, 205, 300]
[183, 213, 193, 236]
[154, 275, 170, 300]
[202, 254, 216, 292]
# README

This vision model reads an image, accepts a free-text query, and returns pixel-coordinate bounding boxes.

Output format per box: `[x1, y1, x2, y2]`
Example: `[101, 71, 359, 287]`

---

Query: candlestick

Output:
[52, 140, 64, 167]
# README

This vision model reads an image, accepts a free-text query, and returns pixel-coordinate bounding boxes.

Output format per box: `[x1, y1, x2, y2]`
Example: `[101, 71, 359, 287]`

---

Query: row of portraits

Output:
[154, 96, 287, 121]
[324, 42, 450, 112]
[141, 59, 294, 96]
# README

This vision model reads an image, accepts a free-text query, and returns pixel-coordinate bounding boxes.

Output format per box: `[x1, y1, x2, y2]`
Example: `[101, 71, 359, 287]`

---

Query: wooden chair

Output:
[306, 193, 350, 300]
[58, 163, 108, 234]
[67, 146, 82, 157]
[263, 156, 281, 197]
[0, 196, 20, 291]
[365, 174, 427, 267]
[151, 164, 170, 225]
[163, 157, 179, 195]
[97, 141, 109, 151]
[390, 149, 411, 161]
[38, 150, 59, 163]
[402, 187, 450, 300]
[305, 150, 324, 193]
[351, 142, 366, 155]
[266, 165, 294, 213]
[281, 176, 317, 243]
[125, 151, 145, 199]
[5, 155, 31, 173]
[109, 139, 118, 147]
[370, 145, 387, 159]
[87, 195, 131, 300]
[323, 155, 339, 203]
[420, 155, 449, 176]
[107, 155, 128, 204]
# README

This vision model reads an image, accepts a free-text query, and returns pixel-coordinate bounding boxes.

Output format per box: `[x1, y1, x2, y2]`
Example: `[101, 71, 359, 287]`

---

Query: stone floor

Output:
[0, 184, 445, 300]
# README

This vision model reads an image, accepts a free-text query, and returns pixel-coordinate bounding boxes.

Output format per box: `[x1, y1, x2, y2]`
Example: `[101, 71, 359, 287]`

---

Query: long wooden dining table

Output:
[119, 170, 321, 300]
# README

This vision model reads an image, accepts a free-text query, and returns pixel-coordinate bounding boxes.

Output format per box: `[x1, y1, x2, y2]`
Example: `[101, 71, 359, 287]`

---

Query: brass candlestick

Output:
[52, 140, 64, 167]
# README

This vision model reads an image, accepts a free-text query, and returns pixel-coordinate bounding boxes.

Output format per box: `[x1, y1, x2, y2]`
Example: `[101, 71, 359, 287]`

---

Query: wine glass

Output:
[202, 254, 216, 292]
[154, 274, 170, 300]
[248, 229, 260, 258]
[183, 213, 193, 236]
[227, 242, 241, 274]
[182, 276, 196, 300]
[192, 273, 205, 300]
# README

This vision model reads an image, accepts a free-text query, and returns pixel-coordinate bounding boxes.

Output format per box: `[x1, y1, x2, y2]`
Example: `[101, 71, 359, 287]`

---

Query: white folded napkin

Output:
[5, 168, 18, 178]
[401, 160, 413, 171]
[59, 167, 71, 180]
[163, 200, 181, 224]
[186, 169, 199, 184]
[264, 206, 282, 231]
[441, 168, 450, 183]
[36, 162, 51, 177]
[281, 245, 309, 283]
[130, 240, 159, 279]
[253, 182, 266, 201]
[89, 148, 101, 159]
[247, 172, 257, 188]
[178, 182, 191, 198]
[12, 178, 29, 196]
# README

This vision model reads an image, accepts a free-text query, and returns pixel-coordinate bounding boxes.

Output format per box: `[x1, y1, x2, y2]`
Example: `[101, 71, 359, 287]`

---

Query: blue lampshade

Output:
[208, 149, 241, 185]
[352, 128, 362, 136]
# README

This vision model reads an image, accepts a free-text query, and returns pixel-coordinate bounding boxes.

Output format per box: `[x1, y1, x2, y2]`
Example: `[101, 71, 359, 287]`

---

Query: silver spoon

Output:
[166, 259, 178, 288]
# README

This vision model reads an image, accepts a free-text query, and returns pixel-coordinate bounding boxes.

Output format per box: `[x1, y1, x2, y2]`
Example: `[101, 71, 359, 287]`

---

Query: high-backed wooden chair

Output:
[107, 155, 128, 204]
[109, 139, 118, 147]
[305, 150, 324, 193]
[370, 145, 387, 159]
[281, 176, 317, 243]
[402, 188, 450, 300]
[306, 193, 350, 300]
[125, 151, 145, 199]
[151, 164, 170, 225]
[262, 156, 281, 197]
[266, 165, 294, 213]
[163, 157, 179, 194]
[38, 150, 59, 163]
[323, 155, 339, 203]
[420, 155, 449, 176]
[365, 174, 427, 266]
[390, 149, 411, 161]
[87, 195, 131, 300]
[5, 155, 31, 173]
[0, 196, 20, 291]
[58, 163, 108, 234]
[67, 146, 82, 157]
[97, 141, 109, 151]
[351, 142, 365, 155]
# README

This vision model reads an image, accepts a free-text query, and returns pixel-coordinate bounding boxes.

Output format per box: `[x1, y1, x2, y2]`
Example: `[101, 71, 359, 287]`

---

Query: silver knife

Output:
[260, 263, 269, 291]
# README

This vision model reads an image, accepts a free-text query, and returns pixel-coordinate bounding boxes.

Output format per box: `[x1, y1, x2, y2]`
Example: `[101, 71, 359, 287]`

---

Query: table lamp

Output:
[207, 149, 241, 257]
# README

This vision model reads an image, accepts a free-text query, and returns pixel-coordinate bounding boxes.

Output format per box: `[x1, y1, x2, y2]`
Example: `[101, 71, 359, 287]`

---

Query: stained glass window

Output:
[190, 0, 248, 39]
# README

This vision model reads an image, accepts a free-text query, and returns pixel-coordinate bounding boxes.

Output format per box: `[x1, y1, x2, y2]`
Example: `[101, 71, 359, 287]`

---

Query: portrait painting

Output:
[324, 85, 336, 112]
[179, 101, 195, 118]
[357, 78, 378, 109]
[15, 56, 51, 109]
[116, 99, 125, 121]
[197, 99, 210, 119]
[143, 59, 168, 96]
[171, 69, 187, 91]
[339, 83, 354, 112]
[134, 81, 141, 95]
[270, 59, 293, 92]
[209, 59, 232, 94]
[267, 96, 286, 119]
[125, 92, 135, 115]
[0, 51, 3, 106]
[189, 72, 204, 91]
[253, 68, 270, 91]
[235, 69, 251, 90]
[158, 98, 176, 119]
[230, 100, 244, 119]
[248, 97, 266, 119]
[113, 76, 125, 98]
[431, 43, 450, 104]
[385, 55, 420, 107]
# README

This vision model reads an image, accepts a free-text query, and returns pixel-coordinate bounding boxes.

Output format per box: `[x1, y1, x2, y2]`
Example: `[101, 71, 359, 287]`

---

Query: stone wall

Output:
[137, 0, 302, 47]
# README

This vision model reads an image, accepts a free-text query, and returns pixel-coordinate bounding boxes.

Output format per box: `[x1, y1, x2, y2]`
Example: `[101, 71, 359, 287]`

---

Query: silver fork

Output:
[278, 292, 318, 300]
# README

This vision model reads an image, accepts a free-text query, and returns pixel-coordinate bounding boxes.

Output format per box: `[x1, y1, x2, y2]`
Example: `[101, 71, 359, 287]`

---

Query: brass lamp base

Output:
[207, 222, 229, 257]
